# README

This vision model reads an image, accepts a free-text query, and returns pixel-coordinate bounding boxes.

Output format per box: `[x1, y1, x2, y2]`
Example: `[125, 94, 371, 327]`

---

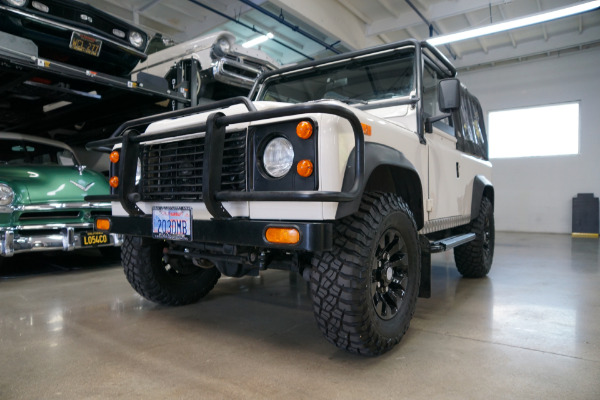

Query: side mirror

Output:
[438, 78, 461, 113]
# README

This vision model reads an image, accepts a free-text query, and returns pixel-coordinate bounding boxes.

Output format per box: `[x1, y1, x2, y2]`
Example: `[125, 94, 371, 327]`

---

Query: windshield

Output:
[0, 139, 78, 166]
[257, 49, 415, 105]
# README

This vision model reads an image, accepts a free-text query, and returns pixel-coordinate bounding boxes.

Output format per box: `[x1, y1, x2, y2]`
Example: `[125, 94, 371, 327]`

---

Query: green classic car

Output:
[0, 133, 121, 265]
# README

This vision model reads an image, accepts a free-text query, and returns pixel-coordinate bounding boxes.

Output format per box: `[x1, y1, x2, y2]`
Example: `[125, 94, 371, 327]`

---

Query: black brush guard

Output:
[86, 96, 365, 220]
[85, 97, 365, 251]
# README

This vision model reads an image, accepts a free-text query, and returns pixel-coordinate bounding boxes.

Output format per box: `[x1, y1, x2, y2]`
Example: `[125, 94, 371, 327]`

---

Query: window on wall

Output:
[488, 102, 579, 158]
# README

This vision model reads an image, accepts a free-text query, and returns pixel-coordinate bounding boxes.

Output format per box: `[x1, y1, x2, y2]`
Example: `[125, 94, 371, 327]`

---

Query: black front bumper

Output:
[107, 216, 333, 252]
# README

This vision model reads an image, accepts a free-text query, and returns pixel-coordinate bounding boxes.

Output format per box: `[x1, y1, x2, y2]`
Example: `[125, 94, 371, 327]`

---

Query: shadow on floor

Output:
[0, 248, 121, 279]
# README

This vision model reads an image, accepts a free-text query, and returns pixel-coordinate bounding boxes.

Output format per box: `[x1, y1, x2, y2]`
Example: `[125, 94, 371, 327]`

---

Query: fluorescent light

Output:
[242, 32, 274, 48]
[428, 0, 600, 46]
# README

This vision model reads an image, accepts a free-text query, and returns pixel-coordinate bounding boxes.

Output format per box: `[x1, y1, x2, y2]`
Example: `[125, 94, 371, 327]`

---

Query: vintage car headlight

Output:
[128, 31, 145, 48]
[4, 0, 28, 7]
[0, 184, 15, 206]
[212, 36, 233, 59]
[263, 137, 294, 178]
[217, 37, 231, 54]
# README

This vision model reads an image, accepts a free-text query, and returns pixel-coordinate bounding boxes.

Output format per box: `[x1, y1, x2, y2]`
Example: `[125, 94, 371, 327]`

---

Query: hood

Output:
[0, 165, 110, 205]
[143, 100, 305, 137]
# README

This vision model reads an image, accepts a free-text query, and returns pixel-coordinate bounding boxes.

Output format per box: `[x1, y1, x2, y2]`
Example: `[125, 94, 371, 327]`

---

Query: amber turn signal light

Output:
[297, 159, 314, 177]
[296, 121, 313, 139]
[109, 176, 119, 188]
[109, 151, 120, 163]
[361, 123, 372, 136]
[96, 218, 111, 231]
[265, 227, 300, 244]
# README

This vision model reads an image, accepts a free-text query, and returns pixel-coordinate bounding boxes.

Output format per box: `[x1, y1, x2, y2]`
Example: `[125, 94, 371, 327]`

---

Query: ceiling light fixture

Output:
[242, 32, 274, 48]
[427, 0, 600, 46]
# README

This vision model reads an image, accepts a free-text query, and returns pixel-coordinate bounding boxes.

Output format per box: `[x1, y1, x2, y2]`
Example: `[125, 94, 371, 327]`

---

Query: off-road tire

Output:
[310, 192, 421, 356]
[121, 235, 220, 306]
[454, 197, 494, 278]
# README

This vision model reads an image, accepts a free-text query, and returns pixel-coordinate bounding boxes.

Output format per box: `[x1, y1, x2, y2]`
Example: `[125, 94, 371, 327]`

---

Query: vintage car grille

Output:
[17, 210, 109, 222]
[139, 130, 247, 201]
[18, 211, 81, 220]
[224, 54, 273, 72]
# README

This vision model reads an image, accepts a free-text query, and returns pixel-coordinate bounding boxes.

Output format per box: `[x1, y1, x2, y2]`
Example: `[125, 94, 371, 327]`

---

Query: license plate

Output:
[81, 231, 109, 247]
[152, 207, 192, 241]
[69, 32, 102, 57]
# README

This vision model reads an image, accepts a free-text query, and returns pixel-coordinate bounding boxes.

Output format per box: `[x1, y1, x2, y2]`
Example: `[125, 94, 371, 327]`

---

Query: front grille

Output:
[224, 54, 270, 72]
[221, 62, 259, 80]
[238, 56, 273, 72]
[90, 210, 111, 218]
[19, 211, 81, 220]
[139, 130, 247, 201]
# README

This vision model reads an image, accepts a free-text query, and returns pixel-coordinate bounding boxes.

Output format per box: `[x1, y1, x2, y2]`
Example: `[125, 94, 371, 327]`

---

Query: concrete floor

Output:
[0, 232, 598, 399]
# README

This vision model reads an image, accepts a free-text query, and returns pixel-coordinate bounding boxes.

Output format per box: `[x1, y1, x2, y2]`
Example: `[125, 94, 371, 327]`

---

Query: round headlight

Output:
[217, 38, 231, 54]
[5, 0, 28, 7]
[128, 31, 144, 48]
[0, 184, 15, 206]
[263, 137, 294, 178]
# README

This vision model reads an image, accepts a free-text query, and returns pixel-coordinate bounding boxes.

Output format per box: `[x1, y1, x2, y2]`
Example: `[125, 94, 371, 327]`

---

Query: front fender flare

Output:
[335, 143, 424, 230]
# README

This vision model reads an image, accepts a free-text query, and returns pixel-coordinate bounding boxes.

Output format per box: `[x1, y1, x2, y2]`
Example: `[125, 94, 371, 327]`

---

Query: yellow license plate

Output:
[81, 231, 109, 246]
[69, 32, 102, 57]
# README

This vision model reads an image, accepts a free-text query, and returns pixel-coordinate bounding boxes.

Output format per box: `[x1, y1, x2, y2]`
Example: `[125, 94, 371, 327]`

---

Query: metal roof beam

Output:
[453, 26, 600, 69]
[367, 0, 511, 37]
[498, 4, 518, 48]
[270, 0, 377, 50]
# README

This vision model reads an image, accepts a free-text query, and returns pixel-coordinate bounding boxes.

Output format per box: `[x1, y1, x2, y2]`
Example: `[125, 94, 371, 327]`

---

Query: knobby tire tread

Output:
[310, 192, 420, 356]
[453, 197, 494, 278]
[122, 236, 220, 306]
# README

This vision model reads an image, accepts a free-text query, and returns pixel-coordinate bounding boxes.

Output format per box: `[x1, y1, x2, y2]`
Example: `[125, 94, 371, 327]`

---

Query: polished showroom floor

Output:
[0, 232, 598, 399]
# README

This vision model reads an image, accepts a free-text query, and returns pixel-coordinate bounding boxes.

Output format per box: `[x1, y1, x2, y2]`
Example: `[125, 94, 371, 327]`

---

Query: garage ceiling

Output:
[83, 0, 600, 69]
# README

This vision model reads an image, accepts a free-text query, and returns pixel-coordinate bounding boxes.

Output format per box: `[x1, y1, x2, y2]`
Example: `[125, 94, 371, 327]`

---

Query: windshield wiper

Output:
[323, 95, 367, 105]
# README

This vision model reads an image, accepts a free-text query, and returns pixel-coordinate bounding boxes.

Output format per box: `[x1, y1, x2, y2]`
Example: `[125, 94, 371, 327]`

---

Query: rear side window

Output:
[454, 86, 488, 160]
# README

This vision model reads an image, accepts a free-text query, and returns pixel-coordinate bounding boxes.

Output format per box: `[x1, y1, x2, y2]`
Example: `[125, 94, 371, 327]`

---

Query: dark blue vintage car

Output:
[0, 0, 148, 77]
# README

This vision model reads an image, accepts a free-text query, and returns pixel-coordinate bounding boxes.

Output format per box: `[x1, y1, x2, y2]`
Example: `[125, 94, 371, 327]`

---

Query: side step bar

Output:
[430, 233, 476, 253]
[418, 233, 476, 299]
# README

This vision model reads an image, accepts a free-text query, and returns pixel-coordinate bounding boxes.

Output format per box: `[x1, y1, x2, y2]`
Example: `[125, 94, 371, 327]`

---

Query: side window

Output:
[422, 64, 438, 118]
[57, 150, 76, 166]
[423, 62, 454, 135]
[460, 89, 475, 147]
[456, 86, 489, 160]
[469, 97, 488, 160]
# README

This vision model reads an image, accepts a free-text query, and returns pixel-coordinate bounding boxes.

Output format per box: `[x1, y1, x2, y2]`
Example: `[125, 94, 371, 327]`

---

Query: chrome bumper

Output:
[0, 227, 123, 257]
[213, 58, 261, 88]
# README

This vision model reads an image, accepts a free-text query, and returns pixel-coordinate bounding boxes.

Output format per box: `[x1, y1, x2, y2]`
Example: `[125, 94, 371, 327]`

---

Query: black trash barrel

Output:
[572, 193, 599, 238]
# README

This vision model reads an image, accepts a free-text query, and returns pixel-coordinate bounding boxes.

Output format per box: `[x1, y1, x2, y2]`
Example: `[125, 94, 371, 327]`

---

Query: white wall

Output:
[458, 47, 600, 233]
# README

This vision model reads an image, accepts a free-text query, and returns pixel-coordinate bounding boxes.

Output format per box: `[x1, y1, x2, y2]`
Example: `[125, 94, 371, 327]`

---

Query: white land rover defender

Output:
[88, 39, 494, 356]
